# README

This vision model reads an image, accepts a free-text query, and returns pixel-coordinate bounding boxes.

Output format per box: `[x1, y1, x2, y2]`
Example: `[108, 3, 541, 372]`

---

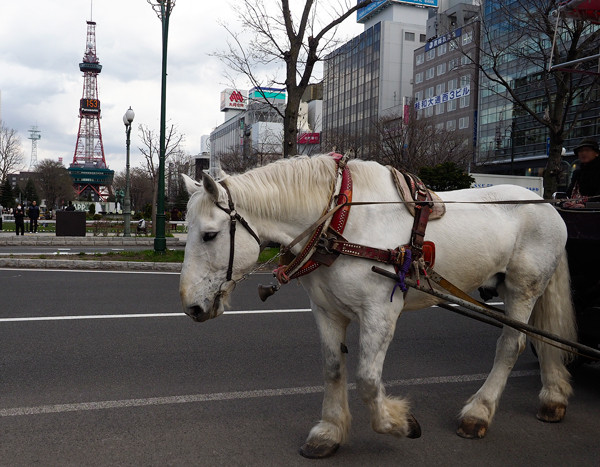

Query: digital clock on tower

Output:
[80, 98, 100, 113]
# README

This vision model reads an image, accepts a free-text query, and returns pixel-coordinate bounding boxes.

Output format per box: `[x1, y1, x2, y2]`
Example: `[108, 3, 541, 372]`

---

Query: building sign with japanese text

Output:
[220, 88, 247, 111]
[297, 132, 320, 145]
[414, 85, 470, 110]
[425, 28, 462, 52]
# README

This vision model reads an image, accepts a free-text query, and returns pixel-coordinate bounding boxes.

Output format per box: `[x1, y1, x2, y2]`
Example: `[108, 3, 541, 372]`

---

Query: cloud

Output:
[1, 0, 363, 174]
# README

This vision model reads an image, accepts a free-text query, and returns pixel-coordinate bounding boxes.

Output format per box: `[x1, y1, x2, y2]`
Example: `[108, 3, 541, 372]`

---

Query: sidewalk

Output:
[0, 231, 187, 271]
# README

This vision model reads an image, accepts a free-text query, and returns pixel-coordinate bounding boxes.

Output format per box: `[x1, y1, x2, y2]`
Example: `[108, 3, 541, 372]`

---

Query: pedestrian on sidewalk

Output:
[14, 204, 25, 236]
[28, 200, 40, 233]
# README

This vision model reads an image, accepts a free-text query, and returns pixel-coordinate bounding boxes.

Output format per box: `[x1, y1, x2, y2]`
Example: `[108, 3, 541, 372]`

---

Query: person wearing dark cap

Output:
[564, 138, 600, 208]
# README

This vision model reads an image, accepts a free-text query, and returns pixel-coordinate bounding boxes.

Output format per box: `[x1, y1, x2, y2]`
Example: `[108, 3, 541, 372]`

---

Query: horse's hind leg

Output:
[457, 317, 529, 439]
[356, 305, 421, 440]
[458, 254, 575, 439]
[300, 304, 351, 459]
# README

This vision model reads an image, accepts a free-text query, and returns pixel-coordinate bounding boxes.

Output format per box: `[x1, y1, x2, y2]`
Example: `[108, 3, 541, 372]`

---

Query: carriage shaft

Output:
[371, 266, 600, 362]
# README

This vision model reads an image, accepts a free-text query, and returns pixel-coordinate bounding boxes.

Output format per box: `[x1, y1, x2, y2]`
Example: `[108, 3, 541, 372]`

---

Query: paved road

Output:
[0, 269, 598, 466]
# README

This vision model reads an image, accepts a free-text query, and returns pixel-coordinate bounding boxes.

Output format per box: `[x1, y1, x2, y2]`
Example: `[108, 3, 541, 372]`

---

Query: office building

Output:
[322, 1, 433, 155]
[477, 0, 600, 177]
[412, 2, 480, 161]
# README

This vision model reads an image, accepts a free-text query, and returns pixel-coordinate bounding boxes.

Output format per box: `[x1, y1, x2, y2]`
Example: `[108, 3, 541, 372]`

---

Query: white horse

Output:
[179, 155, 576, 458]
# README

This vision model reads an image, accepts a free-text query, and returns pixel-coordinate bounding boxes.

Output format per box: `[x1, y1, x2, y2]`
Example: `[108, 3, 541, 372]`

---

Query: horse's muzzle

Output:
[185, 305, 212, 322]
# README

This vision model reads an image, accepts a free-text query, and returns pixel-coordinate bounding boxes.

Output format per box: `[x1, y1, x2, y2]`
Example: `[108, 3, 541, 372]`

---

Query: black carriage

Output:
[557, 206, 600, 355]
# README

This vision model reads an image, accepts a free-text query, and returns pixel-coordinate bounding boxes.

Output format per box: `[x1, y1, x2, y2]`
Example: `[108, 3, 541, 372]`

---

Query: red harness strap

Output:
[274, 153, 352, 283]
[274, 160, 435, 286]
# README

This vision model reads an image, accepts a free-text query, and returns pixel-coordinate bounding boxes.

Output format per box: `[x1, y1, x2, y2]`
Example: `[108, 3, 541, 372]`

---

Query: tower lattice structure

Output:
[69, 20, 113, 201]
[28, 126, 41, 170]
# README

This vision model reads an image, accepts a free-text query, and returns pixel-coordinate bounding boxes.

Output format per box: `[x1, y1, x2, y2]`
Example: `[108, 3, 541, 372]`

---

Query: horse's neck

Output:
[230, 159, 395, 248]
[245, 196, 325, 248]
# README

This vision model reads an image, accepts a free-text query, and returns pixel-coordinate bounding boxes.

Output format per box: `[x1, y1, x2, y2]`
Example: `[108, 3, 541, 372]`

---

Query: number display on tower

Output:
[80, 98, 100, 113]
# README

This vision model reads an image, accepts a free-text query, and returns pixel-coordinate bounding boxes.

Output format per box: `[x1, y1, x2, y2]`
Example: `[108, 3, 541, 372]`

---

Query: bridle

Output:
[214, 181, 261, 282]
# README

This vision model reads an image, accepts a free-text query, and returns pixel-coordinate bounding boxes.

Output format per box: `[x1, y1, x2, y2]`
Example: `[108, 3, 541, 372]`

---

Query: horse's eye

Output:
[202, 232, 218, 242]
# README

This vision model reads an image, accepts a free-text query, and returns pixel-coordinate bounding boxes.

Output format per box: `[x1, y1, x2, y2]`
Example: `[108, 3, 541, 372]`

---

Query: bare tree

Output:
[320, 126, 378, 160]
[35, 159, 73, 210]
[213, 0, 374, 158]
[218, 145, 278, 174]
[467, 1, 600, 195]
[113, 167, 154, 214]
[218, 145, 253, 174]
[137, 123, 184, 234]
[167, 151, 195, 204]
[370, 112, 471, 173]
[0, 121, 24, 183]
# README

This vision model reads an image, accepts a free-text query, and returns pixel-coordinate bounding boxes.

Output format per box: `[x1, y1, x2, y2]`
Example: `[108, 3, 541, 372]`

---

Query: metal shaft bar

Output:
[372, 266, 600, 361]
[549, 53, 600, 72]
[435, 303, 502, 329]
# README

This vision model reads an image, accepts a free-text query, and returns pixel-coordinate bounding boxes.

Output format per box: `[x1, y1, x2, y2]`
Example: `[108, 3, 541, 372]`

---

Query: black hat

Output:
[574, 138, 600, 156]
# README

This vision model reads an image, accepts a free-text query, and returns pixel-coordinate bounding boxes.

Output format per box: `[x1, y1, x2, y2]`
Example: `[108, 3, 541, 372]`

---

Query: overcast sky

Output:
[0, 0, 363, 174]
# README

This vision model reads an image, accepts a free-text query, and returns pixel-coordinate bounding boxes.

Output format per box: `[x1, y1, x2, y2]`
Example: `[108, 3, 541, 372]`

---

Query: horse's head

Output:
[179, 172, 261, 322]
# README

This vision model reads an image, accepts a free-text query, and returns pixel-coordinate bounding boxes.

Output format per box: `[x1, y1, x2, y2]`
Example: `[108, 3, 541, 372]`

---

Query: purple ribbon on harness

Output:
[390, 248, 412, 302]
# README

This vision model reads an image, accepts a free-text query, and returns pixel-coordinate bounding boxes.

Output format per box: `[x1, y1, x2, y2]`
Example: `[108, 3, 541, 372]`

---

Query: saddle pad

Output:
[389, 167, 446, 220]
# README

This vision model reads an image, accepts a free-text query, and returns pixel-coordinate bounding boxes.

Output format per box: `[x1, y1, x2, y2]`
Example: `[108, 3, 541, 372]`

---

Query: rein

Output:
[281, 195, 597, 258]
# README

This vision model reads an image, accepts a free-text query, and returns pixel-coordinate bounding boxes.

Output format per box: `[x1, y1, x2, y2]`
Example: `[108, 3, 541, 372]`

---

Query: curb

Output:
[0, 258, 182, 272]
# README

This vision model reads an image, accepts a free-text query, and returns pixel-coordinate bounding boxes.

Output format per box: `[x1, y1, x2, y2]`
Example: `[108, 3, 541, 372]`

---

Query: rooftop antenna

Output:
[90, 0, 93, 21]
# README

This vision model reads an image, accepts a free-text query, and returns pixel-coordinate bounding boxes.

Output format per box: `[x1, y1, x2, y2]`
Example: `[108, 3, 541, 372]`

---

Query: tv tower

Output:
[28, 126, 41, 170]
[68, 19, 113, 201]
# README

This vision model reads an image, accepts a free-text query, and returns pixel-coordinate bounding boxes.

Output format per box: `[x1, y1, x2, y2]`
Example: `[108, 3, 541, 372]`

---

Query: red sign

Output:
[297, 132, 320, 144]
[230, 91, 244, 103]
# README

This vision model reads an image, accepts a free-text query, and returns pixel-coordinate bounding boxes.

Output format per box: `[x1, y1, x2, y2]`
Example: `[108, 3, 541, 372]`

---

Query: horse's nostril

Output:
[186, 305, 211, 322]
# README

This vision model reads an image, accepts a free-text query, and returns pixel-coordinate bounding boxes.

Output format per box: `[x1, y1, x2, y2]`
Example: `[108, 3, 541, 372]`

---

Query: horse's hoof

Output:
[456, 417, 488, 439]
[537, 403, 566, 423]
[407, 414, 422, 439]
[299, 442, 340, 459]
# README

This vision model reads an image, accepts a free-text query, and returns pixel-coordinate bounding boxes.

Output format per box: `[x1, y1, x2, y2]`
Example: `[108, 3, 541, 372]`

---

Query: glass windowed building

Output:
[412, 1, 480, 162]
[476, 0, 600, 178]
[322, 2, 430, 155]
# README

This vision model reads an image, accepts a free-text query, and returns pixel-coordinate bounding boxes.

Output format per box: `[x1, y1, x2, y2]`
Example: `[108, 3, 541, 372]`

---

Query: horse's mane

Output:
[225, 155, 337, 221]
[189, 155, 384, 222]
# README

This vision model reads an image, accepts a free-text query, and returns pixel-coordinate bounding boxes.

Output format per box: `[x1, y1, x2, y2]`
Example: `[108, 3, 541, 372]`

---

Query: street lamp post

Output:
[123, 106, 135, 237]
[148, 0, 175, 253]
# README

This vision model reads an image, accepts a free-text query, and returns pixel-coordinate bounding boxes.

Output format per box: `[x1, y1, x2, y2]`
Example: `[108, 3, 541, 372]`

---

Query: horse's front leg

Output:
[356, 304, 422, 440]
[300, 303, 351, 459]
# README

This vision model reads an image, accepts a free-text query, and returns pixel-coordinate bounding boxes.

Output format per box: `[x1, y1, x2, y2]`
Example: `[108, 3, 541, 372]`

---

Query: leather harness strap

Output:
[274, 161, 436, 285]
[216, 181, 261, 282]
[409, 176, 434, 259]
[275, 153, 352, 283]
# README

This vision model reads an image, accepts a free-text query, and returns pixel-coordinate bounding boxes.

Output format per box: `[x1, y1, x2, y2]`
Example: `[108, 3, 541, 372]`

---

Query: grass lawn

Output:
[8, 247, 281, 264]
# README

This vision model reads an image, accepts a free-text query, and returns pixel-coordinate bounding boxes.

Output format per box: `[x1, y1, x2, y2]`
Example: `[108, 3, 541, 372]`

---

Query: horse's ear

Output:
[201, 171, 220, 201]
[181, 174, 203, 196]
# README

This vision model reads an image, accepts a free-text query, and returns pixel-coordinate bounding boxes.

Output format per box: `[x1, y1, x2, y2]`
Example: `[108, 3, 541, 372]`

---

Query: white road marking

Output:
[438, 302, 504, 307]
[0, 268, 180, 275]
[0, 309, 312, 322]
[0, 302, 508, 323]
[0, 370, 539, 417]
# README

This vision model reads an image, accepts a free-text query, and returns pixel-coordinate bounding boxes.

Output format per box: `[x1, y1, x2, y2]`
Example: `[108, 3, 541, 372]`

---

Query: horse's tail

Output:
[530, 249, 577, 365]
